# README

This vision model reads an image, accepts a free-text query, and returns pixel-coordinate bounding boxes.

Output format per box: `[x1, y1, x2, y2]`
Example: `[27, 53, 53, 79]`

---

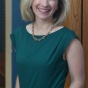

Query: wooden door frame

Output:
[5, 0, 12, 88]
[83, 0, 88, 88]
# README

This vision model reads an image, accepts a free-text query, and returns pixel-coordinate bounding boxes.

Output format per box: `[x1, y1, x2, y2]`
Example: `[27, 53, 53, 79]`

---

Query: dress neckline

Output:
[25, 25, 66, 37]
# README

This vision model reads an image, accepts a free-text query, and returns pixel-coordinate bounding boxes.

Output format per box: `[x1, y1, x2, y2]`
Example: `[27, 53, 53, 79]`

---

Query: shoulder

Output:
[66, 38, 82, 53]
[65, 38, 83, 60]
[13, 25, 26, 35]
[63, 27, 80, 49]
[64, 27, 77, 35]
[62, 27, 81, 58]
[59, 26, 78, 40]
[10, 25, 26, 44]
[13, 22, 33, 34]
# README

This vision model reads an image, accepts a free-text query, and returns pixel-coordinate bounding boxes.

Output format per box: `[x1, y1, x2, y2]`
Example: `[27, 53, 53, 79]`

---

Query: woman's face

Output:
[32, 0, 58, 21]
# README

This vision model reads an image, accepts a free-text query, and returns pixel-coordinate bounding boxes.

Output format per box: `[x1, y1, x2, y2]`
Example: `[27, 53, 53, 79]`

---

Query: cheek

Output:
[50, 1, 58, 10]
[32, 1, 37, 12]
[32, 0, 40, 6]
[50, 2, 58, 11]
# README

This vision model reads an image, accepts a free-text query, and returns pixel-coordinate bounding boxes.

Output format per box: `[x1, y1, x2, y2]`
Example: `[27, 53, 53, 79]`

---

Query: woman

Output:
[10, 0, 85, 88]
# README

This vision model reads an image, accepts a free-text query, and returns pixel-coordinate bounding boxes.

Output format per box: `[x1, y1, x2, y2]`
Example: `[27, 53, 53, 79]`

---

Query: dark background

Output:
[0, 0, 5, 87]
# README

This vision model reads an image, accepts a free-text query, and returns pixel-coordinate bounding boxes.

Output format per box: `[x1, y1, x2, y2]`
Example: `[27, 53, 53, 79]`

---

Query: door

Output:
[83, 0, 88, 88]
[64, 0, 88, 88]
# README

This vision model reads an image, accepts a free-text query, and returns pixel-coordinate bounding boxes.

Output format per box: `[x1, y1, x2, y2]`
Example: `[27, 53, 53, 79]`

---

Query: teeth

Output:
[39, 8, 49, 12]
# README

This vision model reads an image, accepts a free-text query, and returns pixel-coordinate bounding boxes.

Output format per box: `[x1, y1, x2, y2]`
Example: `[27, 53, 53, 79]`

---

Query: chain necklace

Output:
[32, 23, 55, 41]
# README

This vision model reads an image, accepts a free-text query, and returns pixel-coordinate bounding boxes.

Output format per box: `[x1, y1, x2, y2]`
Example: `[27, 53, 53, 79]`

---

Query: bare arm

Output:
[65, 39, 85, 88]
[15, 75, 20, 88]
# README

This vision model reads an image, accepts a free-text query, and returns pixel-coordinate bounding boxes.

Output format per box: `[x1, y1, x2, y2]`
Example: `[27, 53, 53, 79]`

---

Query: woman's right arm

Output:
[15, 75, 20, 88]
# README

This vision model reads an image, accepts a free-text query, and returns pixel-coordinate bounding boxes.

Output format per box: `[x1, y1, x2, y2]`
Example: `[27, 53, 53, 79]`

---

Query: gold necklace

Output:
[32, 23, 55, 41]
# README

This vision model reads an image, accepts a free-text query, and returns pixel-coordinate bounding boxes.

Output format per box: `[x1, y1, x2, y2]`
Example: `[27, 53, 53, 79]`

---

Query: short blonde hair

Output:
[20, 0, 70, 26]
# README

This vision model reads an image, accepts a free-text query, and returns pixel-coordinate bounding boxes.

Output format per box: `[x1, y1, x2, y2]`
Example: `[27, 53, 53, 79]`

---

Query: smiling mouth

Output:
[38, 8, 51, 13]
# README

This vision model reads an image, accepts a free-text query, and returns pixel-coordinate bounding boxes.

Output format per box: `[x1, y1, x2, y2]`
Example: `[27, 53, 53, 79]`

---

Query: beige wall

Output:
[5, 0, 12, 88]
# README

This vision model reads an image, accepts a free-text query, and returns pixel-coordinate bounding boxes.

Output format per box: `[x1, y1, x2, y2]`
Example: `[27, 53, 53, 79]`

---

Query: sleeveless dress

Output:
[10, 25, 79, 88]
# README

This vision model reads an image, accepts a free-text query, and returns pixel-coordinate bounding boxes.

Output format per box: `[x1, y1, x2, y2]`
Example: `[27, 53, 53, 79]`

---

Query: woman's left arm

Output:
[65, 38, 85, 88]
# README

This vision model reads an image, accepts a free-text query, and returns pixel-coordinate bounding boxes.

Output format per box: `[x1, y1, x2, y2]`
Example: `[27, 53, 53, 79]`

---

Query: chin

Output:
[37, 15, 53, 20]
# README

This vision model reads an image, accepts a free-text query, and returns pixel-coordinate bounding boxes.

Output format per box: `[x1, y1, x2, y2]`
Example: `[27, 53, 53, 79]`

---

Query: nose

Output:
[41, 0, 49, 7]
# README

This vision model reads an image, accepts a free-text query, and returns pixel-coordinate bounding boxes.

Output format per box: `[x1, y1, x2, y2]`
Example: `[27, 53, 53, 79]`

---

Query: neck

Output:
[34, 18, 54, 32]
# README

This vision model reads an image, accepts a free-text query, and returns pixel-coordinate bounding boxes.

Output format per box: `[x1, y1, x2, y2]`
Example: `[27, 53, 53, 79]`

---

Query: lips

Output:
[38, 8, 50, 13]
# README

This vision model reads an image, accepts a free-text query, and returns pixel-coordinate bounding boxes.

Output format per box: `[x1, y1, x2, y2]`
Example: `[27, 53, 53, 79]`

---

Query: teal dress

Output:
[10, 25, 79, 88]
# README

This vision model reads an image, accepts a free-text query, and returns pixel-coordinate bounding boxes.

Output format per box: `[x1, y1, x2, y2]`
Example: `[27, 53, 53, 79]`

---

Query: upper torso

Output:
[10, 25, 78, 88]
